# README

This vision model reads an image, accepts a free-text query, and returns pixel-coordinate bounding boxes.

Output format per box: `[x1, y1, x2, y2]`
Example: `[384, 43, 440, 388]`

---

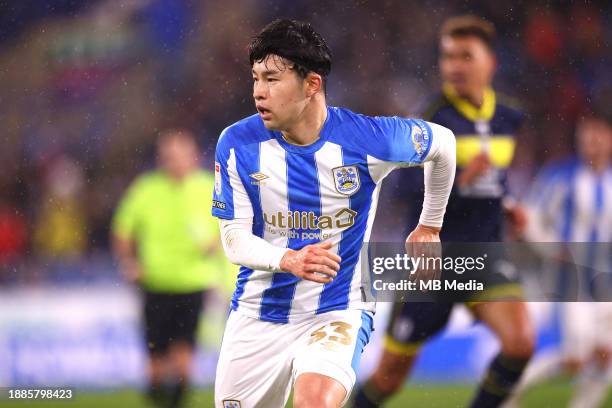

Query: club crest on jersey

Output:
[411, 122, 430, 157]
[333, 165, 360, 196]
[223, 400, 241, 408]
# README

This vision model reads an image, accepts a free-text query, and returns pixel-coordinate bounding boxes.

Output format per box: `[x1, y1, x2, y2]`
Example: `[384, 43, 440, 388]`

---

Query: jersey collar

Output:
[271, 106, 333, 154]
[443, 83, 496, 122]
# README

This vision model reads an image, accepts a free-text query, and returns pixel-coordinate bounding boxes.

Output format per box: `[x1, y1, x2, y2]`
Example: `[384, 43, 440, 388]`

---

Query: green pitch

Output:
[0, 382, 609, 407]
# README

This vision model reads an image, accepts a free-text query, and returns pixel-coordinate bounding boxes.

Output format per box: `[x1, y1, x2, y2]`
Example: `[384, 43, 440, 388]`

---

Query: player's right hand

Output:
[279, 241, 341, 284]
[458, 152, 491, 188]
[405, 224, 442, 289]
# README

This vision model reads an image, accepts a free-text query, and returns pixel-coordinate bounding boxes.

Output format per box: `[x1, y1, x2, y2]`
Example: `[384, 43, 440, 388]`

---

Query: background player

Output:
[354, 15, 534, 408]
[112, 130, 220, 408]
[506, 97, 612, 408]
[212, 19, 456, 408]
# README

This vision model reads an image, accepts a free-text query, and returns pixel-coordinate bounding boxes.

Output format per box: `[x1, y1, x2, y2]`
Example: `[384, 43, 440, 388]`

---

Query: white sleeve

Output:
[418, 122, 456, 228]
[219, 218, 289, 272]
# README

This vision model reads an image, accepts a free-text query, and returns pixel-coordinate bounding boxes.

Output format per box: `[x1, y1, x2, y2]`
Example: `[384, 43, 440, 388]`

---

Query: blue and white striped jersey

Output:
[212, 106, 435, 323]
[526, 158, 612, 299]
[527, 158, 612, 243]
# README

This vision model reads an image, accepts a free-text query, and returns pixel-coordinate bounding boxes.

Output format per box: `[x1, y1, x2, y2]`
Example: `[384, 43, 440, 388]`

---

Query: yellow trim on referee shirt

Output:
[455, 135, 516, 168]
[443, 83, 496, 122]
[383, 335, 423, 356]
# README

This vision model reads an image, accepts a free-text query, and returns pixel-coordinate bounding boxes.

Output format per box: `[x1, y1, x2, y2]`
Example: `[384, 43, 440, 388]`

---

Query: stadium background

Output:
[0, 1, 610, 407]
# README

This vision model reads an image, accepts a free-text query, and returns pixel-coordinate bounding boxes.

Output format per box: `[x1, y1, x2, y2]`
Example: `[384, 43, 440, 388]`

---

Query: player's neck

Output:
[281, 98, 327, 146]
[464, 88, 485, 108]
[589, 156, 609, 174]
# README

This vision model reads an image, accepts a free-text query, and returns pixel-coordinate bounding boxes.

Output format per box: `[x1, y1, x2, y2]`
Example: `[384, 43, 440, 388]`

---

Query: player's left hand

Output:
[405, 224, 442, 288]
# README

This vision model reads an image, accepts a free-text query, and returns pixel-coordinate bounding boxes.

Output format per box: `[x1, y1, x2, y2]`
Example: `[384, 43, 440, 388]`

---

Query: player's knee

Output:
[293, 390, 340, 408]
[563, 358, 584, 375]
[373, 354, 414, 394]
[294, 373, 346, 408]
[500, 329, 535, 358]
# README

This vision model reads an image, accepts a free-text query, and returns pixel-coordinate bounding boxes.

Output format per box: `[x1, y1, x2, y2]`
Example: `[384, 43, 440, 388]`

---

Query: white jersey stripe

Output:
[239, 139, 289, 318]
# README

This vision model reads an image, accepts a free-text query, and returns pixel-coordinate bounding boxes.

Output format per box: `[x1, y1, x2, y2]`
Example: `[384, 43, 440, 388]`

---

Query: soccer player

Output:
[212, 19, 456, 408]
[354, 16, 534, 408]
[506, 100, 612, 408]
[112, 130, 221, 408]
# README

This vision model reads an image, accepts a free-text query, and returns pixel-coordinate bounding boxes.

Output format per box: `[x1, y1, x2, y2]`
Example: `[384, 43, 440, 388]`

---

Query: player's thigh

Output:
[293, 310, 373, 407]
[377, 302, 452, 389]
[472, 301, 534, 356]
[215, 311, 293, 408]
[385, 301, 453, 354]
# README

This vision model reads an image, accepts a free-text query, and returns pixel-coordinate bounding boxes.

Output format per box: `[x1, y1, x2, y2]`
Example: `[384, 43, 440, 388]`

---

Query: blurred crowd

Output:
[1, 0, 610, 283]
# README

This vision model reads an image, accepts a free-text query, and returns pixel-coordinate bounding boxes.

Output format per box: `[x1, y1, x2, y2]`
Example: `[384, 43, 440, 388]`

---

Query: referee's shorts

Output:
[142, 290, 205, 355]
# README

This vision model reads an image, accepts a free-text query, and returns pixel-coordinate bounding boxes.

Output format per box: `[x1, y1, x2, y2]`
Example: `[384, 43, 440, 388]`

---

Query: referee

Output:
[112, 129, 220, 408]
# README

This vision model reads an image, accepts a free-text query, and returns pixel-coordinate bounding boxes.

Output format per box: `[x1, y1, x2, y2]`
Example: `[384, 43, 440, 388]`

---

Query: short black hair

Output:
[440, 15, 497, 51]
[249, 19, 332, 80]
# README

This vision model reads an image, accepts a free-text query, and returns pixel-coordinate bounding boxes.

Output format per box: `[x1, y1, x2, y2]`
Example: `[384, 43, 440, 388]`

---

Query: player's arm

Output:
[365, 116, 455, 232]
[415, 122, 456, 231]
[213, 128, 339, 284]
[219, 218, 339, 284]
[406, 122, 456, 282]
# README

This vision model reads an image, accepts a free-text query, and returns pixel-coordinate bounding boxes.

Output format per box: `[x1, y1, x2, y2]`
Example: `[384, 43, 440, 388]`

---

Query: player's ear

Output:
[304, 72, 323, 97]
[488, 52, 498, 73]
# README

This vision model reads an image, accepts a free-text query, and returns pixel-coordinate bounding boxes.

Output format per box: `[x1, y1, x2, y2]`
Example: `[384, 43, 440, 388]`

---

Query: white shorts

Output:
[214, 308, 374, 408]
[562, 302, 612, 361]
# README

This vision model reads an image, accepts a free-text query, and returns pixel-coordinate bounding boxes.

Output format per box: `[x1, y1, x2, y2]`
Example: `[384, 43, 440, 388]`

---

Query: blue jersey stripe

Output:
[586, 176, 604, 297]
[231, 266, 255, 310]
[260, 152, 321, 323]
[317, 148, 376, 314]
[560, 167, 577, 241]
[589, 176, 604, 242]
[556, 167, 576, 299]
[231, 144, 263, 310]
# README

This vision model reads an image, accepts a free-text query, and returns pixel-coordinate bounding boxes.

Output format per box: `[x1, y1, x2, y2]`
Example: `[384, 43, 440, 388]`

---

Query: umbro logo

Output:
[249, 172, 269, 185]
